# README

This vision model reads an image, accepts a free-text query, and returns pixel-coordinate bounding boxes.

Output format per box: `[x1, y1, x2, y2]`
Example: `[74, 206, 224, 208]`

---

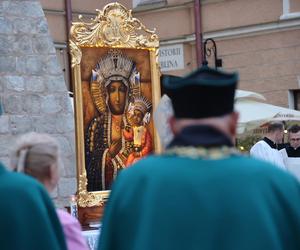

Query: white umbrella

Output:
[154, 90, 300, 141]
[235, 89, 266, 102]
[235, 91, 300, 134]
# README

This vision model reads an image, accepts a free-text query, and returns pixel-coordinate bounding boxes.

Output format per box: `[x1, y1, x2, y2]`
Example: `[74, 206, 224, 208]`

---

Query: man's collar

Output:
[263, 137, 278, 149]
[285, 145, 300, 157]
[168, 125, 233, 148]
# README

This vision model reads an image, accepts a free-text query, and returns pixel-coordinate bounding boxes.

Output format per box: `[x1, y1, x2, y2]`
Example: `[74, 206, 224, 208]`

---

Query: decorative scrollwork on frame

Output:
[77, 174, 104, 207]
[70, 39, 82, 67]
[70, 2, 159, 49]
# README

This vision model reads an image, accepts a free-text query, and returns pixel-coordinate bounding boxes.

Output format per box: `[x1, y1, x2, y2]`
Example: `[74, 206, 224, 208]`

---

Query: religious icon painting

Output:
[70, 3, 161, 207]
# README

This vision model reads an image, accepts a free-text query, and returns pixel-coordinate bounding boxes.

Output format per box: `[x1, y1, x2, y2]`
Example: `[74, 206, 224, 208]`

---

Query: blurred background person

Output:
[280, 125, 300, 180]
[250, 122, 286, 169]
[0, 103, 66, 250]
[281, 125, 300, 157]
[10, 132, 89, 250]
[0, 157, 67, 250]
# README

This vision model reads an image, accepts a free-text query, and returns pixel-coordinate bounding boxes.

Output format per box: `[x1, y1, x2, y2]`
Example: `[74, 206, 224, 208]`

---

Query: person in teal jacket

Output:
[0, 161, 67, 250]
[98, 66, 300, 250]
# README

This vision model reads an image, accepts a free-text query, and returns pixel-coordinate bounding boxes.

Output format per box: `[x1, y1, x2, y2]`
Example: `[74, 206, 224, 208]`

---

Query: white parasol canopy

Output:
[235, 90, 300, 134]
[235, 89, 266, 102]
[154, 90, 300, 145]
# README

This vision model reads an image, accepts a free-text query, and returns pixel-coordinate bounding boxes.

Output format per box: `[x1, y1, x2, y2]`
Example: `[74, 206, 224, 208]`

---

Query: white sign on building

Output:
[159, 44, 184, 72]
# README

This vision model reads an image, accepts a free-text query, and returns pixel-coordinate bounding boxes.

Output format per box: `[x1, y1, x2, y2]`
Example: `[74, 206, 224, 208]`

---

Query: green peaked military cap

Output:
[161, 65, 239, 119]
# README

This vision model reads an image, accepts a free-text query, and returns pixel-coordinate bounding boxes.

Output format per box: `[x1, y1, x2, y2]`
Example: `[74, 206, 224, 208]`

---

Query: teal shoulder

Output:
[118, 154, 299, 186]
[0, 162, 52, 210]
[0, 166, 44, 191]
[123, 154, 281, 172]
[0, 162, 67, 250]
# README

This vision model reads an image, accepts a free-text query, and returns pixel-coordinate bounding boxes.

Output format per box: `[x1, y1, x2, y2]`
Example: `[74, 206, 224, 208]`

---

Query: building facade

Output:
[41, 0, 300, 108]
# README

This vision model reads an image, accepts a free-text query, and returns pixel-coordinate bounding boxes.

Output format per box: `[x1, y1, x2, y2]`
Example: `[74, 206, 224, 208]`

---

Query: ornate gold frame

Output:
[70, 3, 161, 207]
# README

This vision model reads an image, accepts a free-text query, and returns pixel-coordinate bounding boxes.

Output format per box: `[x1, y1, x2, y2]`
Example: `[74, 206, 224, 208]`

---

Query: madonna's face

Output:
[107, 81, 127, 115]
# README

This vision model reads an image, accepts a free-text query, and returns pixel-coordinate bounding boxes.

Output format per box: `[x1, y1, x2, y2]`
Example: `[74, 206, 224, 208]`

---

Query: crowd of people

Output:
[250, 122, 300, 179]
[2, 65, 300, 250]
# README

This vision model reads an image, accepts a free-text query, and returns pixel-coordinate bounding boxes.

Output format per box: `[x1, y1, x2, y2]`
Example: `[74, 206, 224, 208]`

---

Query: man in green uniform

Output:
[0, 162, 67, 249]
[99, 66, 300, 250]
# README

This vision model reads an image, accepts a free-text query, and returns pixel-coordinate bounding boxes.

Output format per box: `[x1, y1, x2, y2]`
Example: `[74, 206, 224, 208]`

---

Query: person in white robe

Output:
[250, 122, 286, 170]
[280, 125, 300, 180]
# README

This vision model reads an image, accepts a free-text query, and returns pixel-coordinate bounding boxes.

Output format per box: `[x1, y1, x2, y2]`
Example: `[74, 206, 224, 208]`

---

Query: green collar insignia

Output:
[164, 146, 239, 160]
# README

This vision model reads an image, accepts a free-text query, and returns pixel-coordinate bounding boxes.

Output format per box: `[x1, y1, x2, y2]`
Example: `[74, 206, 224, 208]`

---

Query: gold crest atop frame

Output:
[70, 2, 161, 207]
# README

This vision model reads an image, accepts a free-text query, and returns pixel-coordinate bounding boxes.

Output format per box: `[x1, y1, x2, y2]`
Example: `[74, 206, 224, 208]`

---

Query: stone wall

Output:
[0, 0, 76, 207]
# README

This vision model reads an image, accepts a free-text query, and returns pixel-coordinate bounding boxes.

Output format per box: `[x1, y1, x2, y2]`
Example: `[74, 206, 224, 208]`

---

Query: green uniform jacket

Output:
[99, 154, 300, 250]
[0, 162, 67, 250]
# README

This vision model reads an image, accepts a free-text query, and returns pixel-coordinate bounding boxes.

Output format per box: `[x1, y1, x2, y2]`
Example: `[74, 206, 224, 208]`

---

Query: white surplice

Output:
[280, 149, 300, 181]
[250, 140, 286, 170]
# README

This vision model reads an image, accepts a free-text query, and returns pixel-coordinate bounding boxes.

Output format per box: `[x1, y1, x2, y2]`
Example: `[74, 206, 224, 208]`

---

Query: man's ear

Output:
[229, 111, 239, 139]
[44, 165, 53, 179]
[168, 116, 177, 135]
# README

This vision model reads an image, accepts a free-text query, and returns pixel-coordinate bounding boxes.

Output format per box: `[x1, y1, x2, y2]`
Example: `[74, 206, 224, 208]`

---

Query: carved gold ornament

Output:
[70, 2, 159, 67]
[77, 174, 105, 207]
[70, 39, 82, 68]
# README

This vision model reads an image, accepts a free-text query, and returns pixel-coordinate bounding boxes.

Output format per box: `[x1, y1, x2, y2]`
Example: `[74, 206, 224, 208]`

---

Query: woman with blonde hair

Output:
[11, 132, 88, 250]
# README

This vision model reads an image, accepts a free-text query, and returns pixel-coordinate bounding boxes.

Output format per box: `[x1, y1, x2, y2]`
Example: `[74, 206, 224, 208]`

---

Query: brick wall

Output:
[219, 29, 300, 107]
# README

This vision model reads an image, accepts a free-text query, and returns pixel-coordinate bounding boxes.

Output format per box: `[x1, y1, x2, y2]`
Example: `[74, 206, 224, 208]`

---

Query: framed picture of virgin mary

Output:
[70, 3, 161, 207]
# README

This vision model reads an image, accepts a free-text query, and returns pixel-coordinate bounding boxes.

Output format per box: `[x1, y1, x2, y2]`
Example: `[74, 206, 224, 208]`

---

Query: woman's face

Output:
[107, 81, 127, 115]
